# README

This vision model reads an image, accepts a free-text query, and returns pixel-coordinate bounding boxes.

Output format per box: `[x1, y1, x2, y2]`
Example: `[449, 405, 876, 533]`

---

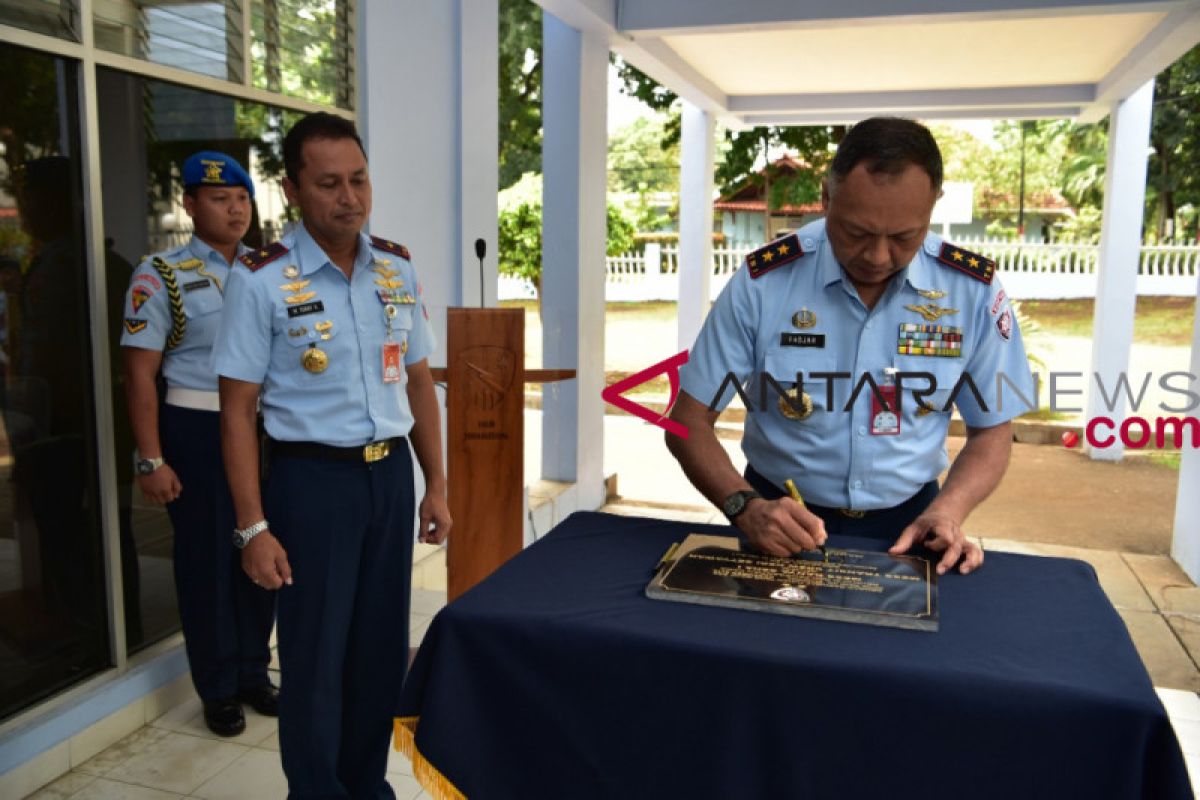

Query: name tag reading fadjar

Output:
[780, 333, 825, 348]
[382, 341, 402, 384]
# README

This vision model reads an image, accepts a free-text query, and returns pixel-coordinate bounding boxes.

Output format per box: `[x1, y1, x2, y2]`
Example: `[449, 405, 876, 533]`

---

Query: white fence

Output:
[497, 238, 1200, 301]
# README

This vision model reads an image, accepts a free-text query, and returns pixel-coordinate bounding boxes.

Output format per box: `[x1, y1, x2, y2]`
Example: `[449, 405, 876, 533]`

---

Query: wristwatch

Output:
[233, 519, 270, 549]
[721, 490, 762, 521]
[134, 455, 164, 476]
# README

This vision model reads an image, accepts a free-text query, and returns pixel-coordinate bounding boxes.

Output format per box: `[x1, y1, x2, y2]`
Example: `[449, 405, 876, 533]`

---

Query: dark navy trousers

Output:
[267, 441, 415, 800]
[162, 404, 275, 701]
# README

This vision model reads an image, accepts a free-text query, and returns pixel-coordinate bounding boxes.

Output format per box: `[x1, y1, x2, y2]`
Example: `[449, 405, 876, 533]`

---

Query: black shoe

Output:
[203, 697, 246, 737]
[237, 683, 280, 717]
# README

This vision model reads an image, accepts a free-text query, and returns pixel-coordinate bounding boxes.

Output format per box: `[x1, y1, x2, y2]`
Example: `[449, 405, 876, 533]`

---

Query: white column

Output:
[460, 0, 499, 308]
[1085, 79, 1154, 461]
[1171, 271, 1200, 581]
[359, 0, 499, 348]
[677, 102, 715, 352]
[540, 12, 607, 509]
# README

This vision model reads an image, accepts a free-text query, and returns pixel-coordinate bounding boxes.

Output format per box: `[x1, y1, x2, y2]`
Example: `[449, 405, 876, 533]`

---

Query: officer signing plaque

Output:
[646, 534, 938, 632]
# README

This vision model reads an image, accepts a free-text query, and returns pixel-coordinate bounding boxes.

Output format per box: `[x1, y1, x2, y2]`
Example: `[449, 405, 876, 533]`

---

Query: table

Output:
[395, 512, 1192, 799]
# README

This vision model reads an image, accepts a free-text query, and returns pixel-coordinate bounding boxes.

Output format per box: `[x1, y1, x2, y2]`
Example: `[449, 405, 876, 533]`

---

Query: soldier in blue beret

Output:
[212, 113, 451, 798]
[668, 117, 1035, 577]
[121, 151, 277, 736]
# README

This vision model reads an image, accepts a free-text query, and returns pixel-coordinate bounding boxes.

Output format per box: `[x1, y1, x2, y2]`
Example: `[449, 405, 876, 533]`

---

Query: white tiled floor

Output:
[23, 589, 446, 800]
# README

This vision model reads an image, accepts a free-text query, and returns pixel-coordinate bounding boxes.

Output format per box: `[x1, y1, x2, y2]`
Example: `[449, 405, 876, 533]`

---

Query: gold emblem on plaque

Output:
[285, 291, 317, 305]
[283, 264, 300, 279]
[916, 289, 947, 300]
[302, 345, 329, 374]
[280, 279, 311, 293]
[777, 387, 814, 421]
[791, 308, 817, 329]
[905, 303, 958, 322]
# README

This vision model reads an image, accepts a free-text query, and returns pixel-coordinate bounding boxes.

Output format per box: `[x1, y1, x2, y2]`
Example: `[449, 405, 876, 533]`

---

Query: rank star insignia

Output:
[936, 241, 995, 284]
[746, 233, 804, 279]
[285, 291, 317, 305]
[280, 280, 311, 293]
[906, 303, 959, 322]
[917, 289, 947, 300]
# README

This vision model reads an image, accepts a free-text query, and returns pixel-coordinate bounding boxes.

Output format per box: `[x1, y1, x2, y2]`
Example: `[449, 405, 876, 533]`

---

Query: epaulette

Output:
[238, 242, 289, 271]
[370, 235, 411, 261]
[936, 242, 995, 284]
[746, 234, 803, 279]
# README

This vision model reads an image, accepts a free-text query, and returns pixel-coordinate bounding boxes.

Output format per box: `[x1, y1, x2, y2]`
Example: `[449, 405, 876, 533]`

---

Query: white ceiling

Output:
[534, 0, 1200, 126]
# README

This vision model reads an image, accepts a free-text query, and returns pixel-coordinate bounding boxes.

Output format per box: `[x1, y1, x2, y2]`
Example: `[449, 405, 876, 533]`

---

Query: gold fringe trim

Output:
[394, 716, 467, 800]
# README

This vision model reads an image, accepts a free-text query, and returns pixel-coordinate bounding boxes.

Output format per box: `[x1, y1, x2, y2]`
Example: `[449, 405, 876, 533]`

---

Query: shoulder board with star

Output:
[238, 242, 290, 272]
[936, 242, 995, 284]
[370, 235, 411, 261]
[746, 234, 803, 279]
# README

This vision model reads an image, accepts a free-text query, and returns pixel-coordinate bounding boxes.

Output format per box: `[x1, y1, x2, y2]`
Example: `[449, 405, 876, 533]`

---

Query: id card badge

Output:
[871, 383, 900, 435]
[382, 341, 402, 384]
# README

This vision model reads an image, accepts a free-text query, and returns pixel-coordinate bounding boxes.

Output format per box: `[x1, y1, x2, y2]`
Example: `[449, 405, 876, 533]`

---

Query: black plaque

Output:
[646, 534, 938, 631]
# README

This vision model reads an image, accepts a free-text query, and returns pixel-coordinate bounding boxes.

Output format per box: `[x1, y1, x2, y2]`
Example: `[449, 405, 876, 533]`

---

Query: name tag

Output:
[287, 301, 325, 318]
[183, 278, 211, 292]
[780, 333, 825, 348]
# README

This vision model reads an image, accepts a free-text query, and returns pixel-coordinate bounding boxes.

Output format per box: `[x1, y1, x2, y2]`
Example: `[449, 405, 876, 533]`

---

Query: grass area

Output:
[1143, 452, 1182, 470]
[1019, 297, 1196, 346]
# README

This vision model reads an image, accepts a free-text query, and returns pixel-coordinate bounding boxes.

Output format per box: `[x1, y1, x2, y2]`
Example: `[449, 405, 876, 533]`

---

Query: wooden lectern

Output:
[432, 308, 574, 601]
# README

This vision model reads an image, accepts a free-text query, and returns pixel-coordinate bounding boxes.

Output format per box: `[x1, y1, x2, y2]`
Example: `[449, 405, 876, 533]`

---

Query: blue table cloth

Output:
[396, 511, 1191, 800]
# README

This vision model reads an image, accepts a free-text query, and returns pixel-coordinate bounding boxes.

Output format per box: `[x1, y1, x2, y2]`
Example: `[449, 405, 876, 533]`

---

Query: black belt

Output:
[268, 437, 403, 464]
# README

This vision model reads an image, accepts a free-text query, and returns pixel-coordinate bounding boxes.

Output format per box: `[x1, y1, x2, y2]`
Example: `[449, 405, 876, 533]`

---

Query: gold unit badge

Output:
[791, 308, 817, 329]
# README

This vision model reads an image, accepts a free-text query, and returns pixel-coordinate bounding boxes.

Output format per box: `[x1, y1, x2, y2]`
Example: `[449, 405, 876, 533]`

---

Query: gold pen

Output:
[784, 478, 827, 560]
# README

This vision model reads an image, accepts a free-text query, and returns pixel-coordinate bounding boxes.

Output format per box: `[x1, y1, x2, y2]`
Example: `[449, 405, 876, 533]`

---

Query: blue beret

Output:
[182, 151, 255, 199]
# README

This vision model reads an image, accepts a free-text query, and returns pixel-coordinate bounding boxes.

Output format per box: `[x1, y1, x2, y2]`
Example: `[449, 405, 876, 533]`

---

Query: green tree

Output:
[499, 0, 543, 190]
[612, 57, 843, 207]
[608, 116, 680, 195]
[498, 172, 635, 298]
[1149, 43, 1200, 240]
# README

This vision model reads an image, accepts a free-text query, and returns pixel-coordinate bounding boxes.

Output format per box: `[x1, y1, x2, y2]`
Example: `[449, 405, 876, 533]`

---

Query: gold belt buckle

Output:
[363, 441, 390, 463]
[839, 508, 866, 519]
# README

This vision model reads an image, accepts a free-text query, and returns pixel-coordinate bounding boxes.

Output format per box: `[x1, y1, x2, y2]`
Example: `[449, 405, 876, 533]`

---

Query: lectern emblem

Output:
[461, 346, 516, 411]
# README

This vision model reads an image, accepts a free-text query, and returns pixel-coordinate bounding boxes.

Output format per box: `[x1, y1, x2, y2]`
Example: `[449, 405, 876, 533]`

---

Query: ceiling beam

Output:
[729, 85, 1096, 115]
[741, 106, 1086, 126]
[617, 0, 1190, 36]
[1081, 3, 1200, 120]
[610, 37, 729, 116]
[534, 0, 617, 37]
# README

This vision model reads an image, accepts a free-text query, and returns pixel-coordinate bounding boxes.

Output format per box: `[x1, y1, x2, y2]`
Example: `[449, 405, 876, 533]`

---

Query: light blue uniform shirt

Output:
[680, 219, 1035, 510]
[211, 223, 436, 447]
[120, 235, 242, 391]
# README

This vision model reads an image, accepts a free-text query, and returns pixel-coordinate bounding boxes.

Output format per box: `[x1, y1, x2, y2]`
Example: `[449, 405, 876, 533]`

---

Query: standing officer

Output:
[212, 112, 451, 799]
[667, 117, 1035, 576]
[121, 151, 277, 736]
